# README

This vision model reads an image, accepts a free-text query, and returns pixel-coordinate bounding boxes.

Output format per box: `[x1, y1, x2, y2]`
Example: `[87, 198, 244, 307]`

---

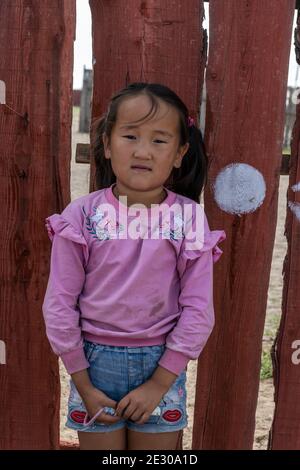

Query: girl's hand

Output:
[80, 387, 123, 425]
[115, 379, 166, 424]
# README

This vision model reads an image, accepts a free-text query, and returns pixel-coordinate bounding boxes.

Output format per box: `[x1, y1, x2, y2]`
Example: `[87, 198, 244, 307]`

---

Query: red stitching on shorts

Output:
[162, 409, 182, 422]
[70, 410, 87, 424]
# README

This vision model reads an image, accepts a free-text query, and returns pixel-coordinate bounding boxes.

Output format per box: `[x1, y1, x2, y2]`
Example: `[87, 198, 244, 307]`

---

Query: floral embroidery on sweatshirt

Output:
[152, 214, 185, 241]
[82, 206, 125, 241]
[82, 206, 187, 241]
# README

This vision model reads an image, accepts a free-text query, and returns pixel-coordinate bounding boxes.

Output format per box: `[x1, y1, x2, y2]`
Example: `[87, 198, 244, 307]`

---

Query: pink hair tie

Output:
[83, 407, 106, 427]
[187, 116, 195, 127]
[82, 405, 117, 427]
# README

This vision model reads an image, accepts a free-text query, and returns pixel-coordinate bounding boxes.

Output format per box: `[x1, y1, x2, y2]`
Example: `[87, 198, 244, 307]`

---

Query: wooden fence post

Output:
[79, 66, 92, 133]
[268, 8, 300, 449]
[192, 0, 294, 449]
[0, 0, 75, 449]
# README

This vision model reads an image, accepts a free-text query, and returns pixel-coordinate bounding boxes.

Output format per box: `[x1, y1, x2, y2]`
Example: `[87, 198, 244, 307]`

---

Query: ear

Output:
[173, 142, 189, 168]
[102, 132, 111, 160]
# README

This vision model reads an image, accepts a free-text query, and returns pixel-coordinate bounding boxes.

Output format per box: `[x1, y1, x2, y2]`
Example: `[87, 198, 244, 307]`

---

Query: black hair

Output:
[91, 82, 209, 203]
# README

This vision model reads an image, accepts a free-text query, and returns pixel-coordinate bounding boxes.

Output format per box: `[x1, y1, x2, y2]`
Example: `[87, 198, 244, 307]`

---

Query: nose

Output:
[132, 139, 152, 160]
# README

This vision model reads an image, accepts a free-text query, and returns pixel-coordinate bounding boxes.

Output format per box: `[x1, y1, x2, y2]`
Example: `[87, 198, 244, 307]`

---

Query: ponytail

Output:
[166, 122, 209, 203]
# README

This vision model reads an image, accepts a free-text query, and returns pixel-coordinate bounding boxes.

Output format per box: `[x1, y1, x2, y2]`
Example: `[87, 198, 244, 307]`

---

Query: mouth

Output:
[131, 165, 152, 172]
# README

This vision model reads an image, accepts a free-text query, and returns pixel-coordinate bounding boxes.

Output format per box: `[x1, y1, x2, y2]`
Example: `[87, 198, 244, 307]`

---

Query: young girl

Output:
[42, 82, 226, 451]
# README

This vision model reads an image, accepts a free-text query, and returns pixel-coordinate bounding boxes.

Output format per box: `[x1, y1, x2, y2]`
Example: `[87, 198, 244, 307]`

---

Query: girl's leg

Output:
[78, 428, 127, 450]
[127, 429, 180, 450]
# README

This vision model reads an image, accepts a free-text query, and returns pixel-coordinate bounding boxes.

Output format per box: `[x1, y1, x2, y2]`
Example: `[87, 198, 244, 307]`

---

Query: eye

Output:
[154, 139, 167, 144]
[123, 135, 136, 140]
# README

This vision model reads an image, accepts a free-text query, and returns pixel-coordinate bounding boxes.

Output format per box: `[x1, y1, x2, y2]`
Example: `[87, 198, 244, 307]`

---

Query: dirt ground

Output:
[59, 107, 287, 450]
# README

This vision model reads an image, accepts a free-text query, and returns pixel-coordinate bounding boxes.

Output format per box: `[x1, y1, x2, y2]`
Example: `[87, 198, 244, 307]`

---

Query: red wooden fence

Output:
[0, 0, 75, 449]
[0, 0, 298, 450]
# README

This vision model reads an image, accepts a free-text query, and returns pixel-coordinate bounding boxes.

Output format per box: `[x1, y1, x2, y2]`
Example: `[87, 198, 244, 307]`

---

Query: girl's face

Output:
[102, 94, 189, 196]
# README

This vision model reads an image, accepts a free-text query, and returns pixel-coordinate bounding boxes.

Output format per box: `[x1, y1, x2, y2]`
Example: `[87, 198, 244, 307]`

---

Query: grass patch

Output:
[260, 315, 281, 380]
[260, 349, 273, 380]
[264, 314, 281, 340]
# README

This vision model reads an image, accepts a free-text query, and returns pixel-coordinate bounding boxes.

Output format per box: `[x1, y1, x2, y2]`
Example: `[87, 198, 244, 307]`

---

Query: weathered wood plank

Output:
[204, 0, 299, 6]
[0, 0, 75, 450]
[192, 0, 294, 449]
[268, 13, 300, 449]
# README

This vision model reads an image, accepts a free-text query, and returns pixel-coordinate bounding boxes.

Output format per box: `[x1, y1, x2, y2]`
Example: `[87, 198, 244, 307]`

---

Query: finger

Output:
[96, 411, 122, 424]
[118, 405, 130, 419]
[120, 403, 135, 420]
[116, 403, 130, 419]
[116, 397, 130, 417]
[130, 409, 145, 423]
[134, 412, 149, 425]
[106, 398, 118, 409]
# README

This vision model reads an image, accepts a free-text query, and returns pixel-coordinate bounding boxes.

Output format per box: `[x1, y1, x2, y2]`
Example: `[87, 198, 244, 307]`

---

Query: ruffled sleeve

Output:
[177, 207, 226, 276]
[43, 209, 90, 374]
[45, 213, 89, 267]
[187, 229, 226, 264]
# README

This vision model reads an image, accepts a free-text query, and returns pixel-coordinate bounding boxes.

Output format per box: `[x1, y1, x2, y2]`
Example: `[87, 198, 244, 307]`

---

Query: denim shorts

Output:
[65, 339, 188, 434]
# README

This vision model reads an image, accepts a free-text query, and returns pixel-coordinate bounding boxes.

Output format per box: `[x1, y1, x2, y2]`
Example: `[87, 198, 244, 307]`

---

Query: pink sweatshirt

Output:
[42, 183, 226, 376]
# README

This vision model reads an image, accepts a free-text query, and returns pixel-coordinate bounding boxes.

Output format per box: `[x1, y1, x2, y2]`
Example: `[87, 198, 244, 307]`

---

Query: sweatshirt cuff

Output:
[60, 347, 90, 375]
[158, 348, 190, 376]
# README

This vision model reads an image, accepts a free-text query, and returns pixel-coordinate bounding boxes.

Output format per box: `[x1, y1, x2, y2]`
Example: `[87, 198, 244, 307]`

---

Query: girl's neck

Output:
[112, 183, 167, 208]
